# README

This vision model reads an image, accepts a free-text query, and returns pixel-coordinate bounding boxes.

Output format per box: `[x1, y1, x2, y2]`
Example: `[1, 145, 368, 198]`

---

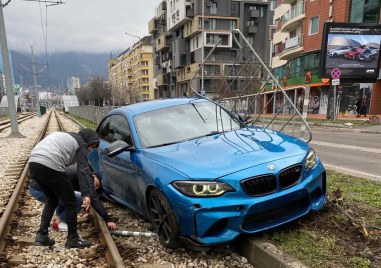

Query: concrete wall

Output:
[68, 105, 113, 124]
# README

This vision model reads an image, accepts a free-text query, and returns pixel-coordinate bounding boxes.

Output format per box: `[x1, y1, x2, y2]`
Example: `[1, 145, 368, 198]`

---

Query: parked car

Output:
[344, 47, 365, 59]
[327, 46, 351, 57]
[358, 49, 378, 62]
[88, 98, 327, 248]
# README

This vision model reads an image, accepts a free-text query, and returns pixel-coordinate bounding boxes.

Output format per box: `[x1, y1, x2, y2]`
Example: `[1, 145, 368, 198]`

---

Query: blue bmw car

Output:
[88, 97, 326, 248]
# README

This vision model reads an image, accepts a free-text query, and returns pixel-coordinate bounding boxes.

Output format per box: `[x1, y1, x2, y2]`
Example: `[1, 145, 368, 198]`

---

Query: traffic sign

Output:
[331, 68, 341, 79]
[331, 78, 340, 86]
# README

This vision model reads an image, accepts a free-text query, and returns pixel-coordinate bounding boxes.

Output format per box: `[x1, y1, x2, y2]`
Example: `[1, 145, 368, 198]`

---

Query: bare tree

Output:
[83, 75, 112, 106]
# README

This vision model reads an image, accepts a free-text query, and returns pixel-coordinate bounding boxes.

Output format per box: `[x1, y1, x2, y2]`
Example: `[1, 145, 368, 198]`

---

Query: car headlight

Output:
[305, 148, 317, 169]
[172, 181, 234, 197]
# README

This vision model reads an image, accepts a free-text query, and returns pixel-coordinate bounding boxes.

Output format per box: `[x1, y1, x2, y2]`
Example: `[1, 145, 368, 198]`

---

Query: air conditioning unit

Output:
[206, 1, 211, 7]
[204, 18, 209, 22]
[204, 70, 208, 75]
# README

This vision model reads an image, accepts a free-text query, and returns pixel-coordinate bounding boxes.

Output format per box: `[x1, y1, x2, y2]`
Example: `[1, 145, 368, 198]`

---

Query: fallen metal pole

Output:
[110, 230, 157, 238]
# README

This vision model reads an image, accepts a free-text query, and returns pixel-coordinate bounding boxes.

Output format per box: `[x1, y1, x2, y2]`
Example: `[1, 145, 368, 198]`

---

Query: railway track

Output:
[0, 109, 124, 267]
[0, 113, 37, 133]
[0, 109, 255, 268]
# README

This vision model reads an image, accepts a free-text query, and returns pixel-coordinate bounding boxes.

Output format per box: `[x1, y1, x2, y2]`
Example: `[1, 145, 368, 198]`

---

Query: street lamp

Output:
[125, 32, 140, 42]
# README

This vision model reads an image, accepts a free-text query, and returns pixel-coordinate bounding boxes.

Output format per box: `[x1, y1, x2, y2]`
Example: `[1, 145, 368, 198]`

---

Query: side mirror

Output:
[106, 140, 130, 157]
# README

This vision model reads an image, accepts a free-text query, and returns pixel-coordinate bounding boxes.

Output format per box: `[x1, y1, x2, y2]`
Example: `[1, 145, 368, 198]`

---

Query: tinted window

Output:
[97, 114, 132, 144]
[97, 116, 111, 141]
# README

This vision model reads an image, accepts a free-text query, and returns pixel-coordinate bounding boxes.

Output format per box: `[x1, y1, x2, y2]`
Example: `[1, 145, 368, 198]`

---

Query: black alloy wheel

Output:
[148, 189, 180, 248]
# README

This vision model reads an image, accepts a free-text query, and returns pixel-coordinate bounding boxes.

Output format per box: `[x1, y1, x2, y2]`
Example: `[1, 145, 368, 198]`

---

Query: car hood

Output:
[142, 128, 309, 179]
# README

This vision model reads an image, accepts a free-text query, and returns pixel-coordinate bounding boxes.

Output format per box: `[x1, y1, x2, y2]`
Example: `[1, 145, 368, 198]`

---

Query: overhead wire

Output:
[1, 0, 12, 8]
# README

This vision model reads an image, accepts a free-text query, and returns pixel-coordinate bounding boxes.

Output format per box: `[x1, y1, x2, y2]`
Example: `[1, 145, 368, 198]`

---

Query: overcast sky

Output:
[3, 0, 158, 55]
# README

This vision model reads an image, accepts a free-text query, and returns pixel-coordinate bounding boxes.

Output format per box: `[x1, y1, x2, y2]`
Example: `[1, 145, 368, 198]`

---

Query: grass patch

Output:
[66, 113, 97, 130]
[269, 170, 381, 268]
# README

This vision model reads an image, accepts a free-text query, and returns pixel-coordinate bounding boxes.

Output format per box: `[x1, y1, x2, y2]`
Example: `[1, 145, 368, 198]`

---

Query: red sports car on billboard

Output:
[344, 47, 365, 59]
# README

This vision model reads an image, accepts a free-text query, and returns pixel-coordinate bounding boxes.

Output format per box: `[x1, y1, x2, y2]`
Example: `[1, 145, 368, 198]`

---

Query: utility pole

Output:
[0, 1, 23, 137]
[201, 0, 205, 96]
[31, 46, 41, 116]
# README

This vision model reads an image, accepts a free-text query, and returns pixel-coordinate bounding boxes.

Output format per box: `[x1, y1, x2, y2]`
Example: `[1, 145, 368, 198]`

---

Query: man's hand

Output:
[82, 196, 91, 211]
[107, 221, 117, 230]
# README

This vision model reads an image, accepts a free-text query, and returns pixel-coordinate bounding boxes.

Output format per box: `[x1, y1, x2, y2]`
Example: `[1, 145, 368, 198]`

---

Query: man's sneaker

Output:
[35, 233, 55, 246]
[65, 236, 92, 249]
[58, 222, 68, 232]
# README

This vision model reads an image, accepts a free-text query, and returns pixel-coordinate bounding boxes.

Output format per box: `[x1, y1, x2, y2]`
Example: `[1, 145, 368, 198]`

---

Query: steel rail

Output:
[59, 109, 124, 267]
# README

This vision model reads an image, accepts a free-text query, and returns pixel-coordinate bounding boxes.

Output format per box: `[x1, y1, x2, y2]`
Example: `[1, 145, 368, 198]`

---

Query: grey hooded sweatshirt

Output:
[29, 129, 100, 197]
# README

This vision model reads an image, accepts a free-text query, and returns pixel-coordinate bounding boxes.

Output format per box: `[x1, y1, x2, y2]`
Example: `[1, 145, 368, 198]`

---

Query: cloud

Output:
[3, 0, 157, 55]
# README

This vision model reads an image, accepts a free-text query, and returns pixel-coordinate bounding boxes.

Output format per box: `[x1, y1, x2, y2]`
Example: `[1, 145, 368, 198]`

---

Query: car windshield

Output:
[134, 101, 243, 148]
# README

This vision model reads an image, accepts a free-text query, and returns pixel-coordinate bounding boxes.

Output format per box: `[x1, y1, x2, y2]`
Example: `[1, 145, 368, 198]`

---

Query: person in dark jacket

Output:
[29, 164, 117, 230]
[29, 128, 100, 249]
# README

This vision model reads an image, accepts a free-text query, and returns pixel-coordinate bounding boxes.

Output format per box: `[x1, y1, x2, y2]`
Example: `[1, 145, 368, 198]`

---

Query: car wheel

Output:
[148, 188, 180, 248]
[333, 53, 337, 58]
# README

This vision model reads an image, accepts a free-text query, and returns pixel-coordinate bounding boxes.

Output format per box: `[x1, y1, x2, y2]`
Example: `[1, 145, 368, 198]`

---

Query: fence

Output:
[190, 29, 313, 142]
[68, 105, 114, 124]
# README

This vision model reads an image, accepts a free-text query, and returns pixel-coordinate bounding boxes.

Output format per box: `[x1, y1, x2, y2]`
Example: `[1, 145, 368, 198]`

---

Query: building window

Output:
[206, 34, 229, 46]
[211, 2, 217, 15]
[210, 19, 217, 30]
[309, 16, 319, 35]
[350, 0, 380, 23]
[230, 20, 237, 30]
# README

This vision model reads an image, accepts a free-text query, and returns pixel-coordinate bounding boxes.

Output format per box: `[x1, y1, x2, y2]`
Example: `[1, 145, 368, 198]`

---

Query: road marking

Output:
[310, 140, 381, 154]
[324, 164, 381, 182]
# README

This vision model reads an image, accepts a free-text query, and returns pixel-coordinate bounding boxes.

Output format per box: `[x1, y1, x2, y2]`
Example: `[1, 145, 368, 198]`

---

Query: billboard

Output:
[319, 22, 381, 81]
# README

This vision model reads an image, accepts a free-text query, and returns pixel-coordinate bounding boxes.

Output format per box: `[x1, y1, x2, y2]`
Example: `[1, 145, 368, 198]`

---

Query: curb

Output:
[237, 237, 309, 268]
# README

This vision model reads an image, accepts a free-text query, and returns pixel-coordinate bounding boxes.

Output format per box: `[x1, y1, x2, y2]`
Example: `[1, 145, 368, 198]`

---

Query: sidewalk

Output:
[307, 114, 381, 134]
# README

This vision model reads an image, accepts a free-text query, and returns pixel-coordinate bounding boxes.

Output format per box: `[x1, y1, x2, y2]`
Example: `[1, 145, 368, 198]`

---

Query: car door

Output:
[97, 114, 141, 209]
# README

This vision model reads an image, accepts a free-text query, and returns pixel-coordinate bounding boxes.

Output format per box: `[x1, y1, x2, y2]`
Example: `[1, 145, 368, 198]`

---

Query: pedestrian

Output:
[29, 164, 117, 231]
[29, 128, 100, 248]
[360, 95, 368, 117]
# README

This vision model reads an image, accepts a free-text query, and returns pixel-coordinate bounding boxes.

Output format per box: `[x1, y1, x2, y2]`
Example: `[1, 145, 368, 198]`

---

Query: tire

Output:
[148, 189, 180, 248]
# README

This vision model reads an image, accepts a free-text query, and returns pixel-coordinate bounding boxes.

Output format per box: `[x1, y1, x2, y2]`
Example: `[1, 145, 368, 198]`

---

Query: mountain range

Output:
[10, 50, 112, 90]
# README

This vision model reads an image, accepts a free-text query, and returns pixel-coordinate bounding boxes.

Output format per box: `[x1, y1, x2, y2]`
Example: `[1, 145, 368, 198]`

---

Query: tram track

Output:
[0, 109, 124, 267]
[0, 113, 37, 133]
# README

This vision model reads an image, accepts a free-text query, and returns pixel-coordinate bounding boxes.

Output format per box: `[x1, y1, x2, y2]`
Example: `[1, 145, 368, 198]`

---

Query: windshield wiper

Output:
[147, 141, 182, 148]
[205, 131, 222, 136]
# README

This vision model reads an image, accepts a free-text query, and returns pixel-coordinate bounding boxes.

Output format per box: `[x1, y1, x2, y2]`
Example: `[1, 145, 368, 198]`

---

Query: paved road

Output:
[309, 127, 381, 181]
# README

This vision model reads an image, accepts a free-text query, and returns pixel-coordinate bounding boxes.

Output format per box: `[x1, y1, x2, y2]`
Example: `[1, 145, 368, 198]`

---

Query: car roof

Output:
[110, 97, 208, 116]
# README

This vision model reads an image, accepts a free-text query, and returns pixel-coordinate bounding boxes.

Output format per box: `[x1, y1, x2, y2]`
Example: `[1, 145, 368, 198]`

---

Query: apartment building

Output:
[67, 77, 80, 95]
[108, 36, 154, 105]
[149, 0, 276, 99]
[271, 0, 381, 116]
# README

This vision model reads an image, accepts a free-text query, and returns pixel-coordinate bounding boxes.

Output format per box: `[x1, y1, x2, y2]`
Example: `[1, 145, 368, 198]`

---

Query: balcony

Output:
[183, 16, 202, 38]
[148, 18, 158, 34]
[279, 35, 304, 61]
[156, 73, 169, 86]
[156, 34, 171, 52]
[281, 2, 305, 32]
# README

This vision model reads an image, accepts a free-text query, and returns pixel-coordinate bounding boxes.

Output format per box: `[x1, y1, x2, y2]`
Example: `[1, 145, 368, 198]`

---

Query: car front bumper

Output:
[166, 160, 326, 246]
